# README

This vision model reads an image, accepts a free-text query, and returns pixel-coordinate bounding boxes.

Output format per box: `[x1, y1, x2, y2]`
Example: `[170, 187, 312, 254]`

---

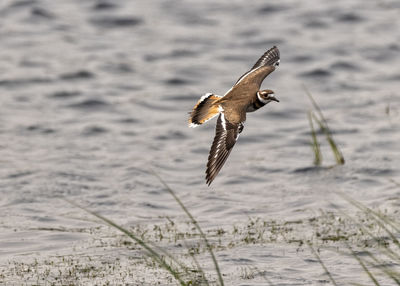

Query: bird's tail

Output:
[188, 93, 221, 128]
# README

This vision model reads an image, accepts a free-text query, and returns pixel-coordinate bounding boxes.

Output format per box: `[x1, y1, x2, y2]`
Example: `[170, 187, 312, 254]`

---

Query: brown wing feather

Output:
[223, 46, 280, 101]
[233, 46, 280, 86]
[206, 114, 242, 185]
[251, 46, 280, 70]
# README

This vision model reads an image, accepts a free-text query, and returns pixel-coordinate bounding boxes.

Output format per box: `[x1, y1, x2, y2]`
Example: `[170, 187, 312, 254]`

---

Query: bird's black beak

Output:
[268, 93, 279, 102]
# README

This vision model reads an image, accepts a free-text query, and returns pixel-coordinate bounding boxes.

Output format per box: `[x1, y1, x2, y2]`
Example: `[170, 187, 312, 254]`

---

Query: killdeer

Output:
[188, 46, 280, 185]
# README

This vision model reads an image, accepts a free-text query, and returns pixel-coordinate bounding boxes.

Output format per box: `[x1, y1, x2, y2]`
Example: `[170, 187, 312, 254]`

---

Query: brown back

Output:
[219, 66, 275, 123]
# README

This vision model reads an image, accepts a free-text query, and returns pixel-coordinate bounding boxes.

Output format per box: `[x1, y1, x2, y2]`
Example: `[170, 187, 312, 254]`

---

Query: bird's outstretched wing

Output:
[206, 113, 244, 185]
[251, 45, 280, 70]
[233, 46, 280, 87]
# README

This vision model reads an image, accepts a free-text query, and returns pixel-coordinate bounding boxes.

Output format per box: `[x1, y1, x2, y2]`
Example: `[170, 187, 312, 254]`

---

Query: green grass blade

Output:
[303, 84, 330, 127]
[364, 251, 400, 285]
[338, 192, 400, 250]
[327, 137, 345, 165]
[306, 241, 338, 286]
[64, 198, 187, 286]
[148, 240, 193, 277]
[308, 111, 322, 165]
[345, 242, 381, 286]
[152, 170, 225, 286]
[338, 209, 400, 262]
[304, 85, 345, 165]
[311, 112, 345, 165]
[182, 240, 210, 286]
[187, 247, 210, 286]
[370, 210, 400, 235]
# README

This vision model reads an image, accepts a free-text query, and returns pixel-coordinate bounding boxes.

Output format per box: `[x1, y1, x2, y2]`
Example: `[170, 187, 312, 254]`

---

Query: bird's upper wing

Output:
[223, 46, 280, 99]
[206, 113, 244, 185]
[234, 46, 280, 87]
[250, 45, 280, 71]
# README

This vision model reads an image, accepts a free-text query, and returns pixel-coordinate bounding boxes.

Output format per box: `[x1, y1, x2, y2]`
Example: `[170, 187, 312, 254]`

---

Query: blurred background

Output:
[0, 0, 399, 284]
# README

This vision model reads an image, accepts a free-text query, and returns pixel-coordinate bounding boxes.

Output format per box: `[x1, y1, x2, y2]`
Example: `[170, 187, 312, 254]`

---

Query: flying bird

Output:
[188, 46, 280, 185]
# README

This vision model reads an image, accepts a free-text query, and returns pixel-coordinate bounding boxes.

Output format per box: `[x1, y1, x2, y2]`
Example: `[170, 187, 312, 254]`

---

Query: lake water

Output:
[1, 0, 399, 284]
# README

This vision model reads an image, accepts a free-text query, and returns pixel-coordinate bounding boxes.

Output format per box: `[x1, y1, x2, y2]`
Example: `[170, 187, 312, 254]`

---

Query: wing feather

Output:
[227, 46, 280, 95]
[206, 114, 243, 185]
[251, 46, 280, 70]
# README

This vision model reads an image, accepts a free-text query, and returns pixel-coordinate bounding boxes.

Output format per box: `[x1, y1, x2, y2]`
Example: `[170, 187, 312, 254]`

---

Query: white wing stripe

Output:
[220, 113, 227, 131]
[223, 66, 264, 96]
[234, 66, 263, 86]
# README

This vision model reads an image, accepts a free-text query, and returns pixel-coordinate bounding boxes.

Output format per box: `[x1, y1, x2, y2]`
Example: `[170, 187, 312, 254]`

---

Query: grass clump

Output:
[308, 193, 400, 286]
[152, 170, 224, 286]
[5, 191, 399, 285]
[65, 171, 225, 286]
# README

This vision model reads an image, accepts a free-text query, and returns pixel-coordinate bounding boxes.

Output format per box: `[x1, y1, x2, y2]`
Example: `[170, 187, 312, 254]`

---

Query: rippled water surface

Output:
[1, 0, 400, 284]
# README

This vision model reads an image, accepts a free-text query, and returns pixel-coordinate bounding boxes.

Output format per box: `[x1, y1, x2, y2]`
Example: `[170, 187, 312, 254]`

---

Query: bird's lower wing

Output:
[206, 113, 243, 185]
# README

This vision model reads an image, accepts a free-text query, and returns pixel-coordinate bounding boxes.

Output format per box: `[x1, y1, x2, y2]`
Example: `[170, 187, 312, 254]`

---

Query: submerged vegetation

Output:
[309, 193, 400, 286]
[64, 171, 225, 286]
[3, 187, 399, 284]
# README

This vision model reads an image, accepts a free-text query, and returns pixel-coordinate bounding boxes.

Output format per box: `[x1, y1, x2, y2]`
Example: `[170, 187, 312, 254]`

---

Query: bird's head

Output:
[257, 89, 279, 103]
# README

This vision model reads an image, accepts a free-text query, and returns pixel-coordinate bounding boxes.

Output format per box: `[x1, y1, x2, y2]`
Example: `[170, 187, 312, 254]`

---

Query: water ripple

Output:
[0, 77, 52, 87]
[68, 99, 109, 110]
[60, 70, 95, 80]
[258, 4, 289, 14]
[9, 0, 37, 8]
[330, 61, 360, 71]
[92, 1, 117, 11]
[335, 12, 364, 23]
[164, 78, 192, 86]
[300, 68, 332, 78]
[82, 125, 108, 136]
[49, 91, 81, 99]
[30, 7, 53, 19]
[90, 16, 143, 28]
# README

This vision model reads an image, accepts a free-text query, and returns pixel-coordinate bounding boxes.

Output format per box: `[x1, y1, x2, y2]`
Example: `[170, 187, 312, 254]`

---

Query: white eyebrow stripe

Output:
[257, 92, 269, 104]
